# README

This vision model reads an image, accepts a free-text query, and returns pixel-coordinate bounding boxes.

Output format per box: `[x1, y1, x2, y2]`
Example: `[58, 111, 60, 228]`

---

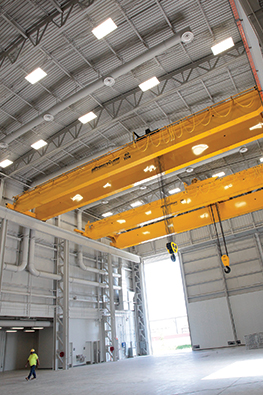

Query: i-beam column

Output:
[63, 239, 69, 370]
[0, 219, 7, 295]
[108, 254, 117, 361]
[133, 259, 150, 355]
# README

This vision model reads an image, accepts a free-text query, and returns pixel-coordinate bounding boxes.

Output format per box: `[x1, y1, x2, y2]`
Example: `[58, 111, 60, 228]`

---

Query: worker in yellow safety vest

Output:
[25, 349, 40, 381]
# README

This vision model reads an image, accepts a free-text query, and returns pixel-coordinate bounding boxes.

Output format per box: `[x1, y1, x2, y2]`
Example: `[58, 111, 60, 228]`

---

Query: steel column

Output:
[63, 239, 69, 370]
[0, 219, 7, 295]
[107, 254, 117, 361]
[132, 259, 150, 355]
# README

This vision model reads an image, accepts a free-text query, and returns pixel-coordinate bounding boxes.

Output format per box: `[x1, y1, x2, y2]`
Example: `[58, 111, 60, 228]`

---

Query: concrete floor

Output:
[1, 346, 263, 395]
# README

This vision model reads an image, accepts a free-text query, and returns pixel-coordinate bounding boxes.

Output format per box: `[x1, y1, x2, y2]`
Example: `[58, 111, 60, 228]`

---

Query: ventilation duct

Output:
[2, 27, 193, 146]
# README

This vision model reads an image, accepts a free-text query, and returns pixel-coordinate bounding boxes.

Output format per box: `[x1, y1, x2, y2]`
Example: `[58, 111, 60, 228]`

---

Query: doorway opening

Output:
[144, 255, 191, 355]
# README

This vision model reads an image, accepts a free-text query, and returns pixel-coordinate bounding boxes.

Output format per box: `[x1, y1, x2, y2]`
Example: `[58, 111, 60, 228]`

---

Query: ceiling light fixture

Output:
[31, 139, 47, 150]
[131, 201, 143, 208]
[24, 329, 35, 332]
[139, 76, 160, 92]
[11, 327, 24, 330]
[117, 219, 126, 224]
[101, 200, 109, 204]
[169, 187, 181, 194]
[139, 185, 147, 190]
[192, 144, 209, 155]
[78, 111, 97, 124]
[186, 167, 194, 173]
[102, 212, 113, 218]
[260, 157, 263, 163]
[25, 67, 47, 84]
[71, 194, 83, 202]
[224, 184, 233, 190]
[0, 159, 13, 168]
[211, 37, 234, 55]
[212, 171, 225, 178]
[142, 231, 150, 235]
[145, 211, 152, 215]
[103, 182, 111, 188]
[32, 327, 44, 330]
[6, 330, 17, 333]
[92, 18, 117, 39]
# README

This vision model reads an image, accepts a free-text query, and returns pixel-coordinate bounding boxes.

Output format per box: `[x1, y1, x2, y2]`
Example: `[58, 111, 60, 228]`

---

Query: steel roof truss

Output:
[6, 42, 247, 178]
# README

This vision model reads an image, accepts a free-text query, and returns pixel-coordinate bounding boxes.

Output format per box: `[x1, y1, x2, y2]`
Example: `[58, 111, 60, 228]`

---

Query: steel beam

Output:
[0, 1, 95, 68]
[81, 164, 263, 240]
[0, 205, 140, 263]
[8, 88, 263, 220]
[111, 188, 263, 249]
[6, 42, 246, 179]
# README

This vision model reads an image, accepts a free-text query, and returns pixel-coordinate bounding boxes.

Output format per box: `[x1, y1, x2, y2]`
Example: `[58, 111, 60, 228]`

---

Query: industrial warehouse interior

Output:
[1, 0, 263, 394]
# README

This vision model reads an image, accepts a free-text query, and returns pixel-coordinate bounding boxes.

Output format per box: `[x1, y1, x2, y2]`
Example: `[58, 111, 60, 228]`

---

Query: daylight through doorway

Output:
[144, 256, 191, 355]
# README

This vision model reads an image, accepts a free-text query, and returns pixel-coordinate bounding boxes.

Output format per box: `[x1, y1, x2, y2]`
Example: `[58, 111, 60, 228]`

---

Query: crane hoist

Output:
[209, 204, 231, 274]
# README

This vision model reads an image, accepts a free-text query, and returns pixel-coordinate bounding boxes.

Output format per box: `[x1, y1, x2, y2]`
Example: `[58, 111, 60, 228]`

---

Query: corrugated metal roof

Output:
[0, 0, 261, 224]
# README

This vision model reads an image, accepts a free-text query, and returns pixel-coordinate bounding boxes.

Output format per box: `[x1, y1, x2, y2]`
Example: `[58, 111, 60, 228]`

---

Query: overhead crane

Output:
[6, 87, 263, 223]
[75, 164, 263, 249]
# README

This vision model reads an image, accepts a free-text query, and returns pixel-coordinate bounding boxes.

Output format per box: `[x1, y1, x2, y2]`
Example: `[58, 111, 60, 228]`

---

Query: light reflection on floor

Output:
[202, 359, 263, 380]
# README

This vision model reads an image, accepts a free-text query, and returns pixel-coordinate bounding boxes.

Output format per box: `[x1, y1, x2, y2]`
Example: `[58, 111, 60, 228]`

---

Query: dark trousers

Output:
[28, 364, 36, 379]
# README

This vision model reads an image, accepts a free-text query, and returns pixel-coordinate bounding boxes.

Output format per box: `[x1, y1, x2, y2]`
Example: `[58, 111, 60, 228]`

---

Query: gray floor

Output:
[1, 346, 263, 395]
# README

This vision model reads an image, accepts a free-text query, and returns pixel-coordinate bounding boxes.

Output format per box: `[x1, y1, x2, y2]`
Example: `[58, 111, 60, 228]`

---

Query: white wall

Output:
[69, 318, 101, 366]
[187, 297, 234, 349]
[0, 179, 139, 370]
[230, 290, 263, 342]
[136, 210, 263, 350]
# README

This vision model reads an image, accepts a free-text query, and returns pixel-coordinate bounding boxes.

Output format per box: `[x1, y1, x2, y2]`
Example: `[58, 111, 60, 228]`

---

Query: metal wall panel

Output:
[138, 209, 263, 349]
[188, 297, 234, 349]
